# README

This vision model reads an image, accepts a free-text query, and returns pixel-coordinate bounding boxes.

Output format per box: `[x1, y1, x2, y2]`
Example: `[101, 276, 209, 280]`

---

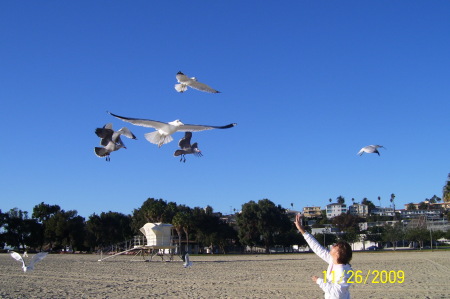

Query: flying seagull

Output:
[108, 112, 236, 148]
[94, 123, 137, 161]
[174, 132, 203, 162]
[357, 145, 385, 156]
[10, 251, 48, 272]
[183, 253, 193, 268]
[175, 71, 220, 93]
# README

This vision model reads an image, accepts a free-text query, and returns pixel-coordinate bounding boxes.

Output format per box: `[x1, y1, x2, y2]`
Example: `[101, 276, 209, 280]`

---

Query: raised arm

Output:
[294, 214, 331, 263]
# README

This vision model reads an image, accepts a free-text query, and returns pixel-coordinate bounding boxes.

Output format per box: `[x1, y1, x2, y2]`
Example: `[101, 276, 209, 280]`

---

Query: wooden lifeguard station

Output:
[98, 222, 179, 262]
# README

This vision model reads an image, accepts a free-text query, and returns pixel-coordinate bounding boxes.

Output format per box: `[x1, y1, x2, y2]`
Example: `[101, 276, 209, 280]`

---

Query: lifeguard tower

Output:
[98, 222, 179, 262]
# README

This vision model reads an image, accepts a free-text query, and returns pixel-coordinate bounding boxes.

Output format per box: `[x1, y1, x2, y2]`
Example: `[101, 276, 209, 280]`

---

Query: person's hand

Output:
[294, 213, 306, 234]
[312, 276, 319, 283]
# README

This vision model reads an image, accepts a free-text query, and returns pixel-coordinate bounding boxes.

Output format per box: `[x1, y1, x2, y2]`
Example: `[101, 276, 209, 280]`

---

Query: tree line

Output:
[1, 197, 449, 254]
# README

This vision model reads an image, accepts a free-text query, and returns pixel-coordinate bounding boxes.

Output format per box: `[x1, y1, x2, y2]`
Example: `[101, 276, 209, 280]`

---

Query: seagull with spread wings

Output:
[10, 251, 48, 272]
[357, 145, 385, 156]
[175, 71, 220, 93]
[108, 112, 236, 148]
[174, 132, 203, 162]
[94, 123, 137, 161]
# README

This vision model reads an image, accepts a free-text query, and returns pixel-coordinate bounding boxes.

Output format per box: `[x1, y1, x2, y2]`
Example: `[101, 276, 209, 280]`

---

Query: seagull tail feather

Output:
[144, 132, 173, 146]
[174, 83, 187, 93]
[94, 147, 109, 158]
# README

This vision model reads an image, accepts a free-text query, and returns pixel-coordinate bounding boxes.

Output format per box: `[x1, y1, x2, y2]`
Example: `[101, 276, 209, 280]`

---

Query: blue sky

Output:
[1, 1, 449, 219]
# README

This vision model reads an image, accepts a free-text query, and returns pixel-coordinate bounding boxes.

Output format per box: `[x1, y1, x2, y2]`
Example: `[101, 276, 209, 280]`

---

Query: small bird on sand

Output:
[183, 253, 193, 268]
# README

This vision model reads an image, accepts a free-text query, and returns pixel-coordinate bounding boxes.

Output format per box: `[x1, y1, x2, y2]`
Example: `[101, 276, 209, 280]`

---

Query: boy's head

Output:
[331, 241, 352, 264]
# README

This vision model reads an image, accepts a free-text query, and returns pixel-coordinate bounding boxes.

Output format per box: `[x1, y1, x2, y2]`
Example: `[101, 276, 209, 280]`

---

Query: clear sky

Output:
[1, 1, 449, 219]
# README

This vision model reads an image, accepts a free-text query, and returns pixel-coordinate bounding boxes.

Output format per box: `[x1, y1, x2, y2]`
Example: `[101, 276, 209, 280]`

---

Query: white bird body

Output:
[183, 253, 193, 268]
[357, 145, 385, 156]
[108, 112, 236, 148]
[94, 123, 137, 161]
[10, 251, 48, 272]
[175, 71, 220, 93]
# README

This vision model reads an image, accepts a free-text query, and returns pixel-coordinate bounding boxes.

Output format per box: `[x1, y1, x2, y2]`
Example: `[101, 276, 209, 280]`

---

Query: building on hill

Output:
[302, 206, 322, 218]
[371, 206, 395, 217]
[326, 203, 347, 219]
[348, 203, 368, 217]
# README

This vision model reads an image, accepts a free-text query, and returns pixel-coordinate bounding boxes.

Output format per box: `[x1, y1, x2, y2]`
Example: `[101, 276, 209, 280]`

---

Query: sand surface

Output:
[0, 250, 449, 298]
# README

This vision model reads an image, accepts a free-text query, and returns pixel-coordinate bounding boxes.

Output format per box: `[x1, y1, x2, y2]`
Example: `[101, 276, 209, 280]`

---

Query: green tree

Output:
[131, 198, 176, 233]
[85, 211, 132, 250]
[237, 199, 291, 253]
[336, 196, 345, 204]
[361, 198, 376, 213]
[3, 208, 41, 251]
[418, 202, 429, 210]
[236, 201, 260, 250]
[443, 173, 450, 202]
[45, 209, 83, 252]
[406, 227, 429, 249]
[390, 193, 396, 209]
[0, 209, 6, 249]
[332, 214, 361, 233]
[382, 222, 404, 250]
[32, 202, 61, 249]
[406, 203, 416, 210]
[340, 227, 360, 245]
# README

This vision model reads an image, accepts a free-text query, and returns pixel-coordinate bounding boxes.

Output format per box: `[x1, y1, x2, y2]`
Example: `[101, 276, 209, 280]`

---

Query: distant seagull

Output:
[108, 112, 236, 148]
[10, 251, 48, 272]
[174, 132, 203, 162]
[183, 253, 193, 268]
[357, 145, 385, 156]
[175, 71, 220, 93]
[94, 123, 137, 161]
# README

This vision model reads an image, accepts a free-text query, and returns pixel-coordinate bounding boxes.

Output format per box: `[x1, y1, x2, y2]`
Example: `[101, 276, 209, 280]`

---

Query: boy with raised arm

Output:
[294, 214, 353, 299]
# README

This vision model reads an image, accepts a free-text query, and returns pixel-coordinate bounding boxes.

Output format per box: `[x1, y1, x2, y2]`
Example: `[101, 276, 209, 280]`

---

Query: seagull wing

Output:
[10, 251, 24, 263]
[10, 251, 26, 270]
[357, 148, 365, 155]
[174, 149, 186, 157]
[96, 128, 114, 146]
[108, 112, 169, 130]
[27, 252, 48, 271]
[178, 123, 237, 132]
[187, 80, 220, 93]
[116, 127, 137, 140]
[178, 132, 193, 149]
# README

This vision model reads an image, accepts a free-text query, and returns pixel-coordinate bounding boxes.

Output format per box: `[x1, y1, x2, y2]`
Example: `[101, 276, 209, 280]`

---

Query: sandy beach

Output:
[0, 250, 449, 298]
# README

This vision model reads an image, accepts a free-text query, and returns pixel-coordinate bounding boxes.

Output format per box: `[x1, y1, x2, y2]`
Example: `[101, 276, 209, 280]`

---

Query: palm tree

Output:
[390, 193, 395, 208]
[378, 196, 381, 207]
[336, 196, 345, 204]
[329, 198, 332, 203]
